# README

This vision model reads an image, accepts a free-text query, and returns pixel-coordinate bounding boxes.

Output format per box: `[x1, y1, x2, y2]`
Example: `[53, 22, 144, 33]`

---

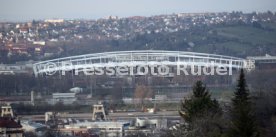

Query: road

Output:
[20, 111, 180, 121]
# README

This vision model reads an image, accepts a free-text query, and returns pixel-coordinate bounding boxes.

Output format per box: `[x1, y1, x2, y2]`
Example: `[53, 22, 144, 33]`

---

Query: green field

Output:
[216, 25, 276, 45]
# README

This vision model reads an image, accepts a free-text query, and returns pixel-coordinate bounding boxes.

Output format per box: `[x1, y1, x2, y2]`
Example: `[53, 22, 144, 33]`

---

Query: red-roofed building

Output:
[0, 117, 23, 137]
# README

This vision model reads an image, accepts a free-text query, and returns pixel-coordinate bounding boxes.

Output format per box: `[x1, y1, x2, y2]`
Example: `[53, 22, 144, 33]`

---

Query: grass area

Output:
[216, 26, 276, 45]
[261, 22, 276, 30]
[216, 42, 250, 52]
[188, 23, 276, 57]
[190, 24, 276, 56]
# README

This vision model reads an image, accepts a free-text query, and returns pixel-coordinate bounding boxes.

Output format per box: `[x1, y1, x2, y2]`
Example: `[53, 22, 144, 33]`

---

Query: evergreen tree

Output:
[229, 69, 259, 137]
[179, 81, 221, 122]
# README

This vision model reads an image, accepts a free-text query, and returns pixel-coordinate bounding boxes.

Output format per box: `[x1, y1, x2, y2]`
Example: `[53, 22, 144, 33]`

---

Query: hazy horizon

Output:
[1, 0, 276, 22]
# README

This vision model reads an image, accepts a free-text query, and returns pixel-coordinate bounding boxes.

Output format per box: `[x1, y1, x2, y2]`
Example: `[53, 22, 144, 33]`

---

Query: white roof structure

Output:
[33, 50, 248, 76]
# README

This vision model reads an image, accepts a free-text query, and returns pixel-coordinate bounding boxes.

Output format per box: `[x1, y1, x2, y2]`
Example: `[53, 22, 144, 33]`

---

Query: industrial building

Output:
[48, 92, 77, 105]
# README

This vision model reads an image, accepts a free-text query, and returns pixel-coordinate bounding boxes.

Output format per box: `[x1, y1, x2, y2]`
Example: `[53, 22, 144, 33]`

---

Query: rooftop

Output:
[0, 117, 22, 129]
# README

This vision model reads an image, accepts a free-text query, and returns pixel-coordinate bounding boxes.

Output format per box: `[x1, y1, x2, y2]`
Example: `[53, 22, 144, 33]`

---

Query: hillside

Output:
[60, 23, 276, 59]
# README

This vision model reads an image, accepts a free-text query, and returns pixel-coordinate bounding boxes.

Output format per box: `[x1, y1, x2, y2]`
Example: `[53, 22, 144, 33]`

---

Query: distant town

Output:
[1, 11, 276, 64]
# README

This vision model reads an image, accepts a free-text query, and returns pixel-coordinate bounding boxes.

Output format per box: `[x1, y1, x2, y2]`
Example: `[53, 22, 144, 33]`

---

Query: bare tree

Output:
[133, 85, 153, 110]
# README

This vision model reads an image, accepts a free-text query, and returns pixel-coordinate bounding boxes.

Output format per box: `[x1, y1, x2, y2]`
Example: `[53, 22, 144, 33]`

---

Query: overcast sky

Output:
[1, 0, 276, 21]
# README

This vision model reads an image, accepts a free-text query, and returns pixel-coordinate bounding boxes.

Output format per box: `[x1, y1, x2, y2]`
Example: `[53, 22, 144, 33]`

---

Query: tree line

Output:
[162, 69, 275, 137]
